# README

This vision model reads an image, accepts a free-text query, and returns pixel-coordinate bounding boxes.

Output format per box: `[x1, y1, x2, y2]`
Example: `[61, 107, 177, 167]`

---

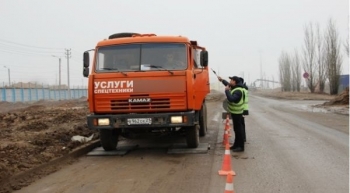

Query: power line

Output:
[71, 48, 84, 55]
[0, 43, 64, 55]
[70, 58, 82, 63]
[0, 38, 64, 50]
[0, 45, 64, 55]
[0, 49, 59, 57]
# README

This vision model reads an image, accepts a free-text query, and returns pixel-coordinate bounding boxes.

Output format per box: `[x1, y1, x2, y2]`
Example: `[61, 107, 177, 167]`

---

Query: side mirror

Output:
[83, 52, 90, 68]
[83, 67, 89, 77]
[200, 50, 208, 67]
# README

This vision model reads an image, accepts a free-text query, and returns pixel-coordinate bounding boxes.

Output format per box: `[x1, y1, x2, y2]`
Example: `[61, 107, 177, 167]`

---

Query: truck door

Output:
[192, 48, 210, 109]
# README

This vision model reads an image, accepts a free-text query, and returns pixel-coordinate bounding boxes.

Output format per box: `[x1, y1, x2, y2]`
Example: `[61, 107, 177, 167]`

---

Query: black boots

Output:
[230, 145, 244, 152]
[231, 147, 244, 152]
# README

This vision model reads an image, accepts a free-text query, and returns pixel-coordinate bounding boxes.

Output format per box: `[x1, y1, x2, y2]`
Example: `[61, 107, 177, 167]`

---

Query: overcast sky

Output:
[0, 0, 348, 88]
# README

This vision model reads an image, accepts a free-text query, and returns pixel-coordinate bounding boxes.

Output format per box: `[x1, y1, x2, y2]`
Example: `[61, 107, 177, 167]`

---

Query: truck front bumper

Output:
[87, 111, 197, 130]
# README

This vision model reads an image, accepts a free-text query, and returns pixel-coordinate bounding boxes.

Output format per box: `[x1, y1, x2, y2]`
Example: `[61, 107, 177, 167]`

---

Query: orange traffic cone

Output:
[218, 143, 236, 176]
[222, 114, 231, 145]
[225, 114, 232, 137]
[224, 173, 235, 193]
[222, 127, 229, 145]
[225, 115, 230, 128]
[225, 121, 232, 137]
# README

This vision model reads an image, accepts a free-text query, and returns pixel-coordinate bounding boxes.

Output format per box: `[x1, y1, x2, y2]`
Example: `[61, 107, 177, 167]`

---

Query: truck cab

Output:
[83, 33, 210, 151]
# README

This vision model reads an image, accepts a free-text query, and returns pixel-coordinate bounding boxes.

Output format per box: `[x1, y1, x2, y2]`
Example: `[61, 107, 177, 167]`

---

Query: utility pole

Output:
[264, 72, 268, 88]
[65, 49, 72, 99]
[241, 71, 245, 81]
[259, 50, 263, 88]
[248, 73, 250, 85]
[52, 55, 62, 90]
[3, 66, 10, 87]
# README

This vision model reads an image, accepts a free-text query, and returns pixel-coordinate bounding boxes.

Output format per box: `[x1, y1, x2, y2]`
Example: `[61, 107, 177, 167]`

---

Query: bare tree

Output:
[302, 22, 317, 93]
[315, 23, 327, 93]
[291, 49, 302, 92]
[324, 19, 343, 95]
[344, 36, 349, 57]
[279, 52, 285, 91]
[279, 51, 292, 91]
[290, 58, 296, 92]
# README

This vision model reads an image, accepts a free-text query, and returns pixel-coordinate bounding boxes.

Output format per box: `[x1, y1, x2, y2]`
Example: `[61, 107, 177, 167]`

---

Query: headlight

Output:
[170, 116, 183, 123]
[98, 118, 110, 126]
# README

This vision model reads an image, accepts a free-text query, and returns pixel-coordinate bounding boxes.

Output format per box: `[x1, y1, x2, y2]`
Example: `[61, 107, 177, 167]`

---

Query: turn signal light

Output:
[93, 119, 98, 126]
[183, 116, 187, 123]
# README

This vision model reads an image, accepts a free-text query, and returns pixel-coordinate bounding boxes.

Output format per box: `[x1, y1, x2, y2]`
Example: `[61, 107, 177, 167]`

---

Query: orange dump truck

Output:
[83, 33, 210, 151]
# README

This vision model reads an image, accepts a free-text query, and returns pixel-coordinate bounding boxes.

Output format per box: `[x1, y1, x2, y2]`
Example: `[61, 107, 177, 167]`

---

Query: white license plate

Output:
[127, 118, 152, 125]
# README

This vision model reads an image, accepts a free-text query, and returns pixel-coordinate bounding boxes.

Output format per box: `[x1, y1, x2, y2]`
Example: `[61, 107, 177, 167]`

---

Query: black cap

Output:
[239, 77, 244, 83]
[228, 76, 241, 83]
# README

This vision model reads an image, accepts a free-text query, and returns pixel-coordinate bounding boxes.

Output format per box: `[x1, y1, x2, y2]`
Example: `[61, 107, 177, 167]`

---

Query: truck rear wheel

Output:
[199, 102, 208, 137]
[186, 125, 199, 148]
[99, 129, 119, 151]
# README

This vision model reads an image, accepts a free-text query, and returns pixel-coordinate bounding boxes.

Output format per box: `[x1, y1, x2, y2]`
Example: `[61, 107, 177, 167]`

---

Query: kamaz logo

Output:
[128, 98, 151, 103]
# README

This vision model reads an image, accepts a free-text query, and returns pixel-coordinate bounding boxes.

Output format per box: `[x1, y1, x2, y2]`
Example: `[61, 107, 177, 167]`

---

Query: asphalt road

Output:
[15, 94, 349, 193]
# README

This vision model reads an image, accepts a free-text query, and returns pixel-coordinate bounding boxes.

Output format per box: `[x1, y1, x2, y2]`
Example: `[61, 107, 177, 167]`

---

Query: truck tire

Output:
[99, 129, 119, 151]
[108, 32, 140, 39]
[186, 125, 199, 148]
[199, 102, 208, 137]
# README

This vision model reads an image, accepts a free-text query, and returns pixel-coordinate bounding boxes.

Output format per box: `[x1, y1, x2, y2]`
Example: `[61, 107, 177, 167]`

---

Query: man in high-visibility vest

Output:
[218, 75, 245, 152]
[239, 77, 249, 142]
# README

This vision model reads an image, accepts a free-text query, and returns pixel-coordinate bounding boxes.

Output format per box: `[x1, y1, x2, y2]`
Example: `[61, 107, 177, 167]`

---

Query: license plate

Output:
[127, 118, 152, 125]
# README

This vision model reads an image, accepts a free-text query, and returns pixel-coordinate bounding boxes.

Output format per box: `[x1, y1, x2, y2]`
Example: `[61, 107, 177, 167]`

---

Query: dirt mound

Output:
[0, 102, 29, 114]
[323, 87, 349, 106]
[0, 100, 99, 189]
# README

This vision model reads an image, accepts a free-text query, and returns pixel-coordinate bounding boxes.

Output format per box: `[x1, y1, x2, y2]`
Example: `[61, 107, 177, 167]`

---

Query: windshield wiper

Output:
[149, 65, 174, 75]
[99, 67, 127, 76]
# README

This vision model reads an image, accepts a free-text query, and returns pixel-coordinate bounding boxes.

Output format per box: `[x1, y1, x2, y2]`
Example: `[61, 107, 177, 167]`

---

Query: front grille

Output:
[111, 98, 170, 110]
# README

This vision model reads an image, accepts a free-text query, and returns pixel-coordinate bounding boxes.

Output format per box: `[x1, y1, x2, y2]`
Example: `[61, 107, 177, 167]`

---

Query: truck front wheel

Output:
[199, 102, 208, 137]
[99, 129, 119, 151]
[186, 125, 199, 148]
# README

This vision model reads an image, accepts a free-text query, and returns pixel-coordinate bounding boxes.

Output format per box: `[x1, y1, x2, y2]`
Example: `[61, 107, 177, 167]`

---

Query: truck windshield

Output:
[95, 43, 187, 72]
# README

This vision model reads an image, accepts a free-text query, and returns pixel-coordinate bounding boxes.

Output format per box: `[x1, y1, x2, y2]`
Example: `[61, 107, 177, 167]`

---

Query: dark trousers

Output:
[242, 116, 246, 141]
[231, 113, 244, 149]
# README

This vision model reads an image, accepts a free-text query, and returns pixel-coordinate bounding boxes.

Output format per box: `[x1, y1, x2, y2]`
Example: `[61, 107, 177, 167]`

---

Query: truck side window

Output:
[193, 49, 200, 69]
